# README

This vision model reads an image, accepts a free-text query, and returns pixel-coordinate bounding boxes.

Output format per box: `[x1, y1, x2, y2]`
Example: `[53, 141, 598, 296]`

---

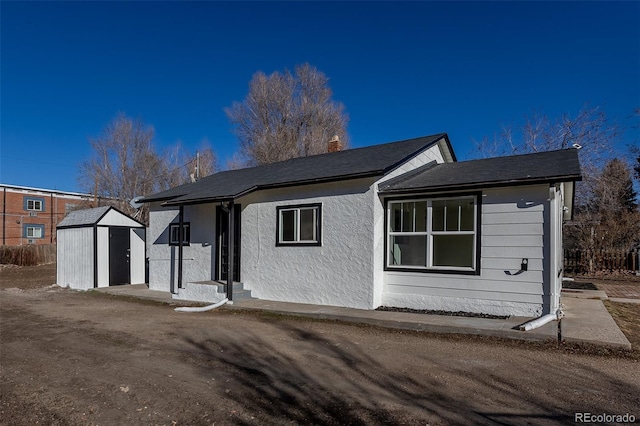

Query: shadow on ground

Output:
[183, 318, 639, 425]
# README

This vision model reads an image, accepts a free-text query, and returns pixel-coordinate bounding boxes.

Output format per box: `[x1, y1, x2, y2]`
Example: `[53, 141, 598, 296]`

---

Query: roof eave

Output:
[161, 171, 383, 206]
[379, 174, 582, 195]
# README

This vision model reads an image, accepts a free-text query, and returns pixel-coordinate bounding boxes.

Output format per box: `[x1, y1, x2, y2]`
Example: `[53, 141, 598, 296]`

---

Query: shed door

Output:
[109, 227, 130, 285]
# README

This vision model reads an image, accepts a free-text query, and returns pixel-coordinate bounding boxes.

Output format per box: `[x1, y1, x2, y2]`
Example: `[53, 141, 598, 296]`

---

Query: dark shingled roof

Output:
[379, 148, 581, 194]
[57, 206, 111, 228]
[142, 133, 451, 204]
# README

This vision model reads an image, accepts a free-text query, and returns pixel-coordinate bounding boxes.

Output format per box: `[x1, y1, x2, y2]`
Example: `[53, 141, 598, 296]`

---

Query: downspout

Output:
[521, 185, 563, 331]
[520, 313, 559, 331]
[227, 201, 235, 303]
[177, 205, 184, 290]
[2, 187, 6, 245]
[50, 193, 54, 243]
[93, 224, 98, 288]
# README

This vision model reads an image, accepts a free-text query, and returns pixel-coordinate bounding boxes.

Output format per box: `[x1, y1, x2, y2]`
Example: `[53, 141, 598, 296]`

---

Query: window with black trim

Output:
[276, 204, 321, 246]
[387, 195, 478, 272]
[169, 223, 190, 245]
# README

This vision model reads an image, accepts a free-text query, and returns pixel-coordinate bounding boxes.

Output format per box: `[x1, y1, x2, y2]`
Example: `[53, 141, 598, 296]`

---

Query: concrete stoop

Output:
[173, 280, 254, 303]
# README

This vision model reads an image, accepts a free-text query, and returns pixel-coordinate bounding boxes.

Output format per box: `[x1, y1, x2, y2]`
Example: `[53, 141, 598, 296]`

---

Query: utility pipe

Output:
[174, 298, 229, 313]
[520, 312, 560, 331]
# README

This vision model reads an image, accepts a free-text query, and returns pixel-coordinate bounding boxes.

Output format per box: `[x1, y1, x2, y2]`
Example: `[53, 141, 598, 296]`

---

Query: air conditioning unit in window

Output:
[29, 211, 38, 217]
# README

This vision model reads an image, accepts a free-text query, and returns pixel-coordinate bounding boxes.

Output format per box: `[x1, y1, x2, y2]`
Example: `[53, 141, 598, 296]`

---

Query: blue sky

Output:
[1, 1, 638, 193]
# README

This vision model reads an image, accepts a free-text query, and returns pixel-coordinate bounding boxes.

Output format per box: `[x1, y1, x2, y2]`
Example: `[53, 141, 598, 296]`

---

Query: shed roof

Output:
[56, 206, 145, 229]
[379, 148, 582, 194]
[57, 206, 111, 228]
[142, 133, 452, 205]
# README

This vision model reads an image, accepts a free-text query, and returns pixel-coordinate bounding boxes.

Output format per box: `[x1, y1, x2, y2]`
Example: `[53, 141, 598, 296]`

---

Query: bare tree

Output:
[79, 114, 167, 222]
[225, 63, 349, 166]
[164, 139, 218, 185]
[474, 105, 622, 205]
[566, 158, 640, 272]
[79, 114, 218, 224]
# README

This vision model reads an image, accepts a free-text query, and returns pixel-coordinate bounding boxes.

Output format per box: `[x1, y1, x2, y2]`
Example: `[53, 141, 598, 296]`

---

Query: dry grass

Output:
[604, 300, 640, 353]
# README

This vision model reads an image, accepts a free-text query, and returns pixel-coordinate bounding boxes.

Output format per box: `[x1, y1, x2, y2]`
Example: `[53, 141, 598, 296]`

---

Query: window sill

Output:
[276, 241, 321, 247]
[385, 266, 479, 276]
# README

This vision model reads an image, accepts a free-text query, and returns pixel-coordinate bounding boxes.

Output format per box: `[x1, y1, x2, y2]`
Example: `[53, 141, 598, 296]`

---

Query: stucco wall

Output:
[239, 178, 377, 309]
[382, 184, 551, 317]
[147, 203, 216, 292]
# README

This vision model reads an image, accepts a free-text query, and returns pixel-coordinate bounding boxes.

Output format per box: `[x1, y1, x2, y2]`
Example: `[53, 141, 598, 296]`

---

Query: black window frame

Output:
[276, 203, 322, 247]
[384, 192, 481, 275]
[169, 222, 191, 246]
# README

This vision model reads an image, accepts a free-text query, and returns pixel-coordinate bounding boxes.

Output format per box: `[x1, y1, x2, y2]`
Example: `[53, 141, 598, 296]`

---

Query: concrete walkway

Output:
[93, 284, 632, 350]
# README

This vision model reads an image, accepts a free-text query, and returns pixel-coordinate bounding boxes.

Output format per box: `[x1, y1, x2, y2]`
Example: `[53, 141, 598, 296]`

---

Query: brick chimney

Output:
[328, 135, 342, 153]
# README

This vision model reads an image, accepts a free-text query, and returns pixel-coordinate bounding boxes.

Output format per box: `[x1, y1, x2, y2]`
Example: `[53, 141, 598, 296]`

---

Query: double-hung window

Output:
[24, 224, 44, 239]
[169, 223, 190, 245]
[25, 197, 44, 211]
[276, 203, 321, 246]
[387, 195, 478, 272]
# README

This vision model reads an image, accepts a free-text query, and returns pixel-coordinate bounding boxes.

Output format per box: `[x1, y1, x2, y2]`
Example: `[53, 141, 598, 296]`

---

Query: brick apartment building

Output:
[1, 184, 102, 246]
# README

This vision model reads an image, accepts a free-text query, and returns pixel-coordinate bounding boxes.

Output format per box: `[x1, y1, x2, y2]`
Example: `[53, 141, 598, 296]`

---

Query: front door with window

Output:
[216, 205, 241, 282]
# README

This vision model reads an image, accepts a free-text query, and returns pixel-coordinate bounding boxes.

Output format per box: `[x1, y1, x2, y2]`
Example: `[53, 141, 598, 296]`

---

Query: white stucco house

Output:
[141, 133, 581, 318]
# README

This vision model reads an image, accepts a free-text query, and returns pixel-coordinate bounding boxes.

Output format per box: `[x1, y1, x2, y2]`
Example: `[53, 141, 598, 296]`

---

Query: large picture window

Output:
[387, 195, 478, 272]
[276, 203, 321, 246]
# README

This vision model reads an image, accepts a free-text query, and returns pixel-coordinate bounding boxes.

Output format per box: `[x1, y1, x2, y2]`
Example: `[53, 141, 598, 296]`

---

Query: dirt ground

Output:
[1, 265, 639, 425]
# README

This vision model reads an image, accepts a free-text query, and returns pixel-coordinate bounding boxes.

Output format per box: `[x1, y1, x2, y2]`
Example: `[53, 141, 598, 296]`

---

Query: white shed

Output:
[56, 206, 146, 290]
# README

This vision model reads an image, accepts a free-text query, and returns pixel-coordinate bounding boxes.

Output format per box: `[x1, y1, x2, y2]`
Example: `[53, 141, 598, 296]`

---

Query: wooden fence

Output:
[564, 249, 640, 275]
[0, 244, 57, 266]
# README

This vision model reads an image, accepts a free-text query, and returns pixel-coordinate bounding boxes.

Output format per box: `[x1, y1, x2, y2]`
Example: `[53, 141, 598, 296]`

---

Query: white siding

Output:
[382, 185, 551, 317]
[56, 227, 94, 290]
[239, 178, 377, 309]
[96, 227, 109, 288]
[147, 203, 216, 292]
[98, 209, 143, 227]
[130, 228, 146, 284]
[376, 141, 446, 185]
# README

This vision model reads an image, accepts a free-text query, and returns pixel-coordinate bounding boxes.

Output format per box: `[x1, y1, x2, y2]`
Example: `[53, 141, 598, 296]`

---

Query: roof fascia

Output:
[378, 161, 439, 191]
[256, 171, 382, 191]
[106, 205, 147, 227]
[162, 172, 382, 206]
[141, 193, 189, 203]
[378, 174, 583, 195]
[437, 134, 456, 163]
[94, 206, 113, 225]
[162, 196, 233, 207]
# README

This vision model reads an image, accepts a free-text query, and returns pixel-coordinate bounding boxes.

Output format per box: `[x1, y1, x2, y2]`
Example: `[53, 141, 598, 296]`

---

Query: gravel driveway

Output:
[1, 265, 639, 425]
